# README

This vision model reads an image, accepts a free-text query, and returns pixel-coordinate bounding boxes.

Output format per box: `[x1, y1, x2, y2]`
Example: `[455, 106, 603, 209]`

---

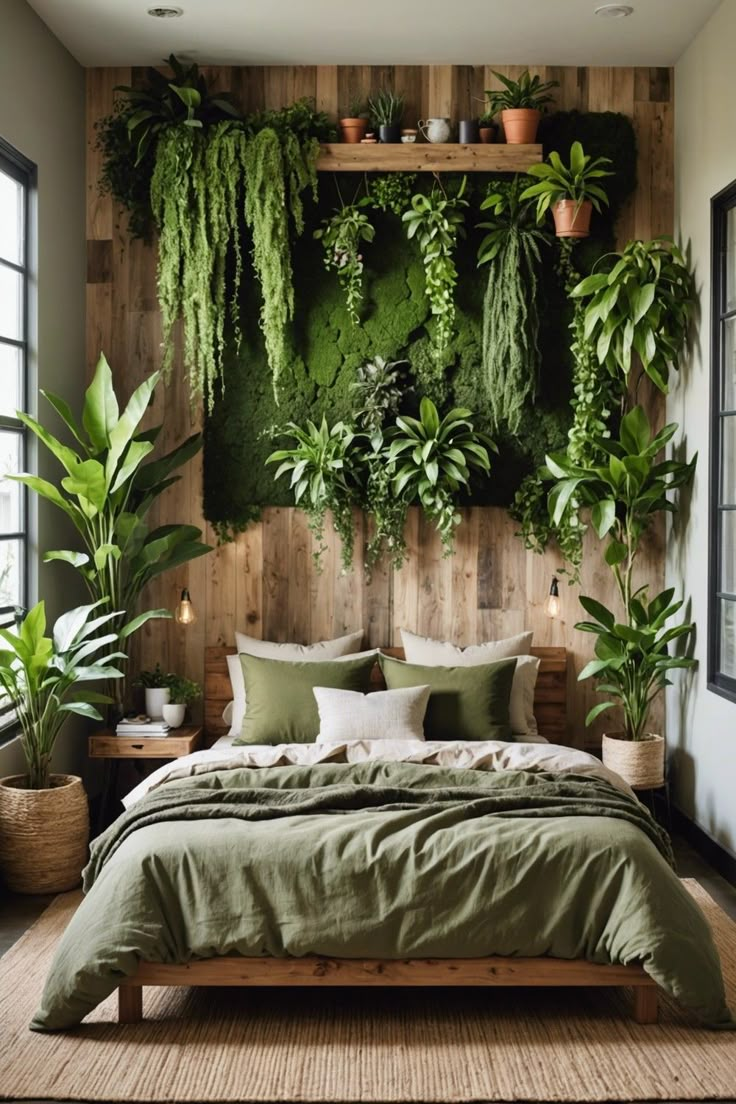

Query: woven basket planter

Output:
[601, 732, 665, 790]
[0, 774, 89, 894]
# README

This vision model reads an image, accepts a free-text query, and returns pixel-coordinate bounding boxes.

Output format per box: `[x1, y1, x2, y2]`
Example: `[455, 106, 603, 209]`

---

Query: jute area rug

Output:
[1, 880, 735, 1102]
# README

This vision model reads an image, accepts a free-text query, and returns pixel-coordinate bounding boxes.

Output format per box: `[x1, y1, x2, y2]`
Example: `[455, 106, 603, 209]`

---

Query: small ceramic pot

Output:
[418, 117, 452, 143]
[458, 119, 479, 144]
[552, 199, 593, 238]
[378, 124, 402, 143]
[339, 117, 368, 144]
[479, 126, 498, 144]
[145, 687, 170, 720]
[162, 703, 186, 729]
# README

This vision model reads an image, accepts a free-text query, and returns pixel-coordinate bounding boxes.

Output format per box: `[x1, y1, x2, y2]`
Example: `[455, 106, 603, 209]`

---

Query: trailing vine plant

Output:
[402, 175, 468, 358]
[314, 187, 375, 324]
[476, 176, 549, 436]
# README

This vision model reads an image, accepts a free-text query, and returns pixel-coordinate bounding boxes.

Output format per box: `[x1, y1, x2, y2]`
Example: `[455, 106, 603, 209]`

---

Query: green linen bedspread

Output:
[30, 761, 733, 1030]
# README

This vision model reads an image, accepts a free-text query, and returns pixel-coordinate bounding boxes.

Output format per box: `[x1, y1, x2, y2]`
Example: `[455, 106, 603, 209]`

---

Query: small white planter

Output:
[145, 687, 170, 720]
[162, 703, 186, 729]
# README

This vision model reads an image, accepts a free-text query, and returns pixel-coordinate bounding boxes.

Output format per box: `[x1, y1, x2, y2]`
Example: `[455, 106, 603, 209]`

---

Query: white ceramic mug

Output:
[417, 118, 451, 143]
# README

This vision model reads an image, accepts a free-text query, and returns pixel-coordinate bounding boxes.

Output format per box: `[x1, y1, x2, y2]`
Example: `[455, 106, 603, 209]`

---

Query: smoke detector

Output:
[147, 6, 184, 17]
[594, 4, 634, 16]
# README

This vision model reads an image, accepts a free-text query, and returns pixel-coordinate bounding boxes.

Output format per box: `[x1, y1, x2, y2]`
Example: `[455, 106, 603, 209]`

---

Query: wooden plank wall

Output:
[85, 64, 673, 749]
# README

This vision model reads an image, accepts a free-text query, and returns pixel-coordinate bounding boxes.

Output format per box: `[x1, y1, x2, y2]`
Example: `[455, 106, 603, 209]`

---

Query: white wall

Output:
[0, 0, 86, 778]
[670, 0, 736, 856]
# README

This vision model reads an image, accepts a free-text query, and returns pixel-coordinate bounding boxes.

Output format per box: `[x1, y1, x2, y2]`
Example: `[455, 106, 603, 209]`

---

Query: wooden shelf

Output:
[317, 142, 542, 173]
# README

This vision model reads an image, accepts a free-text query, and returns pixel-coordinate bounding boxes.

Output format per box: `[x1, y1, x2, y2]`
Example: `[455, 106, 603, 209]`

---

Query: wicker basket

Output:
[0, 774, 89, 894]
[601, 732, 665, 790]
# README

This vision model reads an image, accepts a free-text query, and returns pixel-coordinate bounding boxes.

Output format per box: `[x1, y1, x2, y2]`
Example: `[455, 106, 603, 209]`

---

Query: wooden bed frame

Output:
[116, 644, 659, 1025]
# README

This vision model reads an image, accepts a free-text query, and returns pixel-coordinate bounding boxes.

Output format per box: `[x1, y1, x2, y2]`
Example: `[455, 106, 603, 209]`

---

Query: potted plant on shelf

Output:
[484, 70, 558, 145]
[162, 675, 202, 729]
[339, 97, 369, 144]
[521, 141, 613, 238]
[478, 112, 498, 144]
[135, 664, 172, 720]
[0, 601, 124, 893]
[368, 89, 405, 143]
[545, 406, 697, 789]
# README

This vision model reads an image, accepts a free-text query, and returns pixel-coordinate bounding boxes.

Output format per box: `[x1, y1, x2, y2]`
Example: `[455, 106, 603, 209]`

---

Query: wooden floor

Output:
[1, 834, 735, 1104]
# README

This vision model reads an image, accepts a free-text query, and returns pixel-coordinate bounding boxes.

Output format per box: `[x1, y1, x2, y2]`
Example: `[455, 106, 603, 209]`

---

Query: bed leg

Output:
[632, 985, 658, 1024]
[118, 985, 143, 1024]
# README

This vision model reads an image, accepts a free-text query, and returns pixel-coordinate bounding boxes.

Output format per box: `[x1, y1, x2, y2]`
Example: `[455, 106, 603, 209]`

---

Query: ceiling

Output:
[27, 0, 721, 67]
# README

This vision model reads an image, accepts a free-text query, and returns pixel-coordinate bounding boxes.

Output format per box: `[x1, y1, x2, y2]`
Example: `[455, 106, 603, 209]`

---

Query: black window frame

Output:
[0, 136, 35, 734]
[709, 177, 736, 703]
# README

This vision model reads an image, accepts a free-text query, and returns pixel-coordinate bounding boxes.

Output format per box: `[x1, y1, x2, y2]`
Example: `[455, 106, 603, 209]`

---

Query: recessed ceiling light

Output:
[594, 3, 634, 16]
[147, 6, 184, 17]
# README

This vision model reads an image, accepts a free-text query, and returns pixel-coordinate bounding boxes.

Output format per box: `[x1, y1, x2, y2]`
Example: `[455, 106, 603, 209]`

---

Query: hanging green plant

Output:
[151, 122, 249, 410]
[476, 176, 549, 436]
[244, 128, 295, 393]
[266, 417, 359, 571]
[402, 176, 468, 357]
[314, 197, 375, 324]
[368, 173, 417, 216]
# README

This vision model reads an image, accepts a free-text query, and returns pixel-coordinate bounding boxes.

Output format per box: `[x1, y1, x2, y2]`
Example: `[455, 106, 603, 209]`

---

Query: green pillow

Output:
[379, 654, 517, 742]
[236, 653, 377, 745]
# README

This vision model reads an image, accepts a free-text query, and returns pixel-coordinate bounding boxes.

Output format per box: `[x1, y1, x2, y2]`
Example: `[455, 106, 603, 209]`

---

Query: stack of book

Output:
[116, 716, 170, 737]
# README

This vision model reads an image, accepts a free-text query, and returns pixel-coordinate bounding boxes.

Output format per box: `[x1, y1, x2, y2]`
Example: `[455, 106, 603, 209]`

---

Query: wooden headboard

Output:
[204, 645, 568, 745]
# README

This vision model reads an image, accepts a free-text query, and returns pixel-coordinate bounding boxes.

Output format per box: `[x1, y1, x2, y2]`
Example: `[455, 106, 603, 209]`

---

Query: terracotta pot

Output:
[339, 117, 368, 144]
[0, 774, 89, 894]
[601, 732, 665, 790]
[552, 199, 593, 238]
[479, 126, 497, 144]
[501, 108, 540, 144]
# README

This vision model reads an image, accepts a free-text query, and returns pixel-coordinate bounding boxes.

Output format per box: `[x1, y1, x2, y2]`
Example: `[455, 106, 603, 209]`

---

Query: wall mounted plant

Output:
[403, 176, 469, 360]
[314, 194, 375, 324]
[476, 176, 549, 436]
[521, 141, 613, 238]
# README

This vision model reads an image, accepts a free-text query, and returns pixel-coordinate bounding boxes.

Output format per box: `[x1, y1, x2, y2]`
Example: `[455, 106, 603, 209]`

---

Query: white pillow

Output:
[315, 685, 430, 744]
[400, 629, 539, 738]
[225, 642, 376, 738]
[235, 629, 364, 660]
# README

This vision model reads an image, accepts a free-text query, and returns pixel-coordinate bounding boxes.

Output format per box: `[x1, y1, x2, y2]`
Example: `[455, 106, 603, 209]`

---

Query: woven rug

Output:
[0, 880, 735, 1102]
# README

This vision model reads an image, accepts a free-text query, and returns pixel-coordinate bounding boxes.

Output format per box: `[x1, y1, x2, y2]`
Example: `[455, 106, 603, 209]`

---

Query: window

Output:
[710, 180, 736, 701]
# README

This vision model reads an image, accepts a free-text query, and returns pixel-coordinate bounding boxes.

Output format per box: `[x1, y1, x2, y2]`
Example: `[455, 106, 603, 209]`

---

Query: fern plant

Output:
[403, 177, 468, 356]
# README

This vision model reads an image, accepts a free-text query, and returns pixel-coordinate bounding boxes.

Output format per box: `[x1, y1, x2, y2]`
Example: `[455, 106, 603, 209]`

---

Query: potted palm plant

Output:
[521, 141, 613, 238]
[484, 70, 558, 145]
[368, 89, 405, 143]
[546, 406, 696, 788]
[0, 601, 124, 893]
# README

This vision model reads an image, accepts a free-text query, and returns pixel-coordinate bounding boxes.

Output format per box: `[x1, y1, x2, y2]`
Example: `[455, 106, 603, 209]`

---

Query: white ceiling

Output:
[26, 0, 721, 67]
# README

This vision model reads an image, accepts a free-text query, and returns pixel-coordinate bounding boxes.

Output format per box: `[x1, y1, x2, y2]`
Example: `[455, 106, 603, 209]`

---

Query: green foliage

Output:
[134, 663, 171, 689]
[368, 90, 405, 126]
[388, 398, 496, 554]
[476, 176, 549, 435]
[403, 177, 468, 358]
[521, 141, 613, 222]
[570, 237, 695, 393]
[546, 406, 697, 740]
[151, 122, 248, 409]
[484, 70, 558, 114]
[0, 602, 124, 788]
[168, 674, 202, 706]
[267, 417, 359, 570]
[368, 174, 417, 215]
[314, 201, 375, 324]
[11, 354, 211, 708]
[351, 355, 407, 434]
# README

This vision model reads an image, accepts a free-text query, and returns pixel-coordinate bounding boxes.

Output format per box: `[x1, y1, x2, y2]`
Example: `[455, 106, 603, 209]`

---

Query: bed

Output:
[30, 646, 733, 1032]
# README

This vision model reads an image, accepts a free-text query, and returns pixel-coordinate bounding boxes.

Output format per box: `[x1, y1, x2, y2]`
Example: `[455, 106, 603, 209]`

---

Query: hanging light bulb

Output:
[544, 576, 560, 619]
[175, 587, 196, 625]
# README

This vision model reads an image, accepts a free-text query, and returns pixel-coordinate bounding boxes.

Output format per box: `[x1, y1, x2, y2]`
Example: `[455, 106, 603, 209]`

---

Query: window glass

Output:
[0, 170, 23, 265]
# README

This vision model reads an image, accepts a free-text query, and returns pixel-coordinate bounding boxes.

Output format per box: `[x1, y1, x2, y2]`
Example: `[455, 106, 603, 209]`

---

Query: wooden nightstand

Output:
[90, 726, 203, 831]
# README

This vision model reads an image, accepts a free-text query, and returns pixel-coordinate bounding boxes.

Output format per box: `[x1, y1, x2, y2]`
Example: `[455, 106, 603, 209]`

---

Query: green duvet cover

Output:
[31, 761, 733, 1030]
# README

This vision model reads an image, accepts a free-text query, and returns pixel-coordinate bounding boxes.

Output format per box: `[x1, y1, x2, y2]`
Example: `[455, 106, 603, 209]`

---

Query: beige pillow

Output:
[224, 631, 367, 737]
[400, 629, 539, 738]
[314, 685, 430, 744]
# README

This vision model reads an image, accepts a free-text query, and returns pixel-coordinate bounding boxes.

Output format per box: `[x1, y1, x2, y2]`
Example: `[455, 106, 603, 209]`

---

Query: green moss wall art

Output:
[97, 67, 637, 563]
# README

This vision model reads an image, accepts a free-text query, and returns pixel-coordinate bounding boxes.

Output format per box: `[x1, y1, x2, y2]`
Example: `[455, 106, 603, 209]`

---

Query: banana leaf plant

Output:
[0, 601, 125, 788]
[387, 397, 496, 555]
[10, 353, 211, 712]
[545, 405, 697, 740]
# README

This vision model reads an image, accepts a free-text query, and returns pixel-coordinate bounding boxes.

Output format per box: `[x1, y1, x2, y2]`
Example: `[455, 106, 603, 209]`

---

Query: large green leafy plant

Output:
[403, 177, 468, 358]
[570, 238, 695, 393]
[484, 70, 558, 114]
[11, 354, 211, 708]
[476, 176, 549, 435]
[0, 602, 125, 789]
[546, 406, 696, 740]
[521, 141, 612, 222]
